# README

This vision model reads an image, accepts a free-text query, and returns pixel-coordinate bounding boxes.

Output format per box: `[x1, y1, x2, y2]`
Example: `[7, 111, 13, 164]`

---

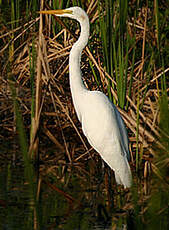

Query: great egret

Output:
[40, 7, 132, 188]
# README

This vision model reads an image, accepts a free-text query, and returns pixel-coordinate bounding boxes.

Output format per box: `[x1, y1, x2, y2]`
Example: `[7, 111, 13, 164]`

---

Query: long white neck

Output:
[69, 16, 90, 121]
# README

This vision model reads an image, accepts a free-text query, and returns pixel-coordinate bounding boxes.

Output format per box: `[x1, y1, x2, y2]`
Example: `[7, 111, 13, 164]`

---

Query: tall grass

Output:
[145, 83, 169, 230]
[2, 1, 40, 228]
[98, 0, 114, 102]
[99, 0, 130, 108]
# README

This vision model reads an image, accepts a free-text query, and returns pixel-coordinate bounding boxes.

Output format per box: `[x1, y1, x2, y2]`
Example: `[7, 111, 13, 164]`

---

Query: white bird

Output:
[40, 7, 132, 188]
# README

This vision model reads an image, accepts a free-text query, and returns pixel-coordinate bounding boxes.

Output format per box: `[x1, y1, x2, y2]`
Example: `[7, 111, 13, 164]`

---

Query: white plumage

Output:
[40, 6, 132, 188]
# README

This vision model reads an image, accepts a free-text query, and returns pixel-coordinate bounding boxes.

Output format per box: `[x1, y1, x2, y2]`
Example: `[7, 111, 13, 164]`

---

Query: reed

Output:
[98, 0, 114, 102]
[145, 90, 169, 230]
[2, 1, 41, 228]
[29, 37, 36, 145]
[98, 0, 130, 108]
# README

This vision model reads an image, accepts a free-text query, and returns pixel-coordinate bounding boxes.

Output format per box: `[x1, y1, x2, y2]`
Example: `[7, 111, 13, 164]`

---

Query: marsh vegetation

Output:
[0, 0, 169, 229]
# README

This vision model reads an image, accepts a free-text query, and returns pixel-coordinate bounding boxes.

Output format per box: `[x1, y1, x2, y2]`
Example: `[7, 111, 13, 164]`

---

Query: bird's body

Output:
[40, 7, 132, 188]
[74, 89, 131, 187]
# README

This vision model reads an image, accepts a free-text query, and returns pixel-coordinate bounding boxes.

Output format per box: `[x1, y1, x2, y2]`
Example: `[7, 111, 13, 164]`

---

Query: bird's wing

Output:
[112, 104, 130, 160]
[81, 91, 130, 159]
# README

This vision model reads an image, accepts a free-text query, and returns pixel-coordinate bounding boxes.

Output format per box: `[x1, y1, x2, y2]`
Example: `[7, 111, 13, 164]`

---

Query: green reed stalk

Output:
[10, 80, 39, 228]
[32, 0, 37, 12]
[26, 0, 29, 18]
[11, 84, 29, 165]
[53, 0, 71, 10]
[89, 59, 100, 87]
[15, 0, 20, 27]
[126, 43, 135, 110]
[52, 0, 66, 36]
[25, 0, 37, 18]
[9, 77, 36, 198]
[154, 0, 159, 50]
[116, 0, 128, 108]
[99, 0, 114, 102]
[119, 0, 128, 36]
[114, 38, 129, 109]
[99, 0, 129, 108]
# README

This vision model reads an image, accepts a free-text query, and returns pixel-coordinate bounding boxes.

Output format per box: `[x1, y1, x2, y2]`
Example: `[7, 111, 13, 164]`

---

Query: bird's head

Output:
[39, 6, 87, 22]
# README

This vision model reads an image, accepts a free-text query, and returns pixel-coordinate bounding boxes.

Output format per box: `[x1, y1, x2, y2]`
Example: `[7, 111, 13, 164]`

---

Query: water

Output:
[0, 141, 169, 230]
[0, 164, 128, 229]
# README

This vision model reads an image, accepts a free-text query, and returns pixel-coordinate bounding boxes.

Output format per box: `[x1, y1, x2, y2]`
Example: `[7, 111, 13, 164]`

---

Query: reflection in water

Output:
[0, 142, 169, 230]
[0, 146, 133, 230]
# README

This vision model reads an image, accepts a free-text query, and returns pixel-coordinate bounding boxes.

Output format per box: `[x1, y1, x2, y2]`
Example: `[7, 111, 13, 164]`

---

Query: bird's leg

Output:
[96, 159, 106, 190]
[96, 160, 114, 209]
[104, 165, 114, 209]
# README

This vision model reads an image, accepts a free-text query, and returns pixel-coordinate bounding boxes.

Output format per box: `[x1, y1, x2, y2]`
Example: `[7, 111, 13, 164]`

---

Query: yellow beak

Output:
[39, 9, 72, 15]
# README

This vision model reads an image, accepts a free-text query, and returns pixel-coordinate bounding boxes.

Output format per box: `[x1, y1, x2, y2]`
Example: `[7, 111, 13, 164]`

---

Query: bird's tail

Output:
[115, 159, 132, 188]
